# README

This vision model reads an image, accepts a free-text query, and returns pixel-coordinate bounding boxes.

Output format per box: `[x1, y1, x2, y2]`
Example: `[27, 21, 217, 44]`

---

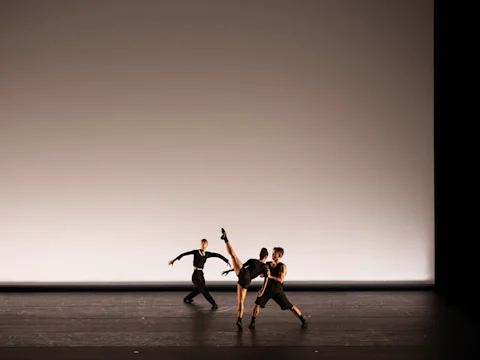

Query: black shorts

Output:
[237, 268, 252, 289]
[255, 291, 293, 310]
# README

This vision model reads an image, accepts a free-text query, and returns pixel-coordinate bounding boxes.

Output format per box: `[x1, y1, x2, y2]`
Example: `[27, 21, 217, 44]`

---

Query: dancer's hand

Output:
[227, 261, 232, 268]
[221, 270, 229, 276]
[168, 260, 175, 266]
[257, 290, 264, 297]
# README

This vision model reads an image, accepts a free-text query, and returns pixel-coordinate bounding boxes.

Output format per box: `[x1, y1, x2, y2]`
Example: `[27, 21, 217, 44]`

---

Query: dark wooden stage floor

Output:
[0, 290, 476, 359]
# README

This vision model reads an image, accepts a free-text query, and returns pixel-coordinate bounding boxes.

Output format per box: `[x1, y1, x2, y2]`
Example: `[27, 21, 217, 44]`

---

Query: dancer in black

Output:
[248, 247, 307, 329]
[168, 239, 230, 309]
[220, 228, 270, 329]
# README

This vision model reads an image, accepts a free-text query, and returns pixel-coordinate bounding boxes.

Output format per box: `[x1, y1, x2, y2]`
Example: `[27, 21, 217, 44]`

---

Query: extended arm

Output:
[268, 264, 287, 283]
[168, 250, 195, 265]
[222, 268, 235, 276]
[258, 275, 269, 297]
[257, 265, 271, 296]
[207, 252, 231, 266]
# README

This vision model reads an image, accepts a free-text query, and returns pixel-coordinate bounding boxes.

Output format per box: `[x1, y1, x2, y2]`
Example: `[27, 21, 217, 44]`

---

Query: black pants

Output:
[185, 270, 216, 305]
[255, 290, 293, 310]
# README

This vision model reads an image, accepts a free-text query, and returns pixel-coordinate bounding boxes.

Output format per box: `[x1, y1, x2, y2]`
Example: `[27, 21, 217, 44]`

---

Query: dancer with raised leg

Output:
[220, 228, 270, 329]
[168, 238, 230, 309]
[248, 247, 308, 329]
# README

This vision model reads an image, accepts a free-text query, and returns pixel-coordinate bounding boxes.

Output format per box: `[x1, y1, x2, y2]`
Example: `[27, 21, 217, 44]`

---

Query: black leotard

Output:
[237, 259, 269, 289]
[243, 259, 269, 279]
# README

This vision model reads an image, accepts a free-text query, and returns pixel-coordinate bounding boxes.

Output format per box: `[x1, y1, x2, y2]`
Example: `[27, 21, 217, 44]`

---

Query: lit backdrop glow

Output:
[0, 0, 433, 284]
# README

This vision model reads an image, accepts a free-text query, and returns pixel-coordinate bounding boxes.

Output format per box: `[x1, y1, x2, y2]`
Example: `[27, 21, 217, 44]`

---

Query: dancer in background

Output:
[248, 247, 308, 329]
[168, 238, 230, 309]
[220, 228, 270, 329]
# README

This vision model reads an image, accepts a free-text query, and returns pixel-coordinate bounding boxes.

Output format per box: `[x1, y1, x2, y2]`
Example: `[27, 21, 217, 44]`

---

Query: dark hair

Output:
[201, 239, 208, 243]
[273, 247, 284, 257]
[259, 248, 268, 259]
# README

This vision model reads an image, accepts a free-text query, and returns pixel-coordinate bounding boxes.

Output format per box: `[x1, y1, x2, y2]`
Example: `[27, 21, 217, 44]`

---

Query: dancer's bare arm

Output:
[257, 267, 270, 297]
[222, 269, 235, 275]
[268, 264, 287, 283]
[257, 276, 269, 297]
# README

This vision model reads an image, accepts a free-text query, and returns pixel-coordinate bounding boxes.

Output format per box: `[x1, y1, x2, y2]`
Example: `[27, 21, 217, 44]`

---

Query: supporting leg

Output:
[184, 287, 200, 303]
[236, 284, 247, 330]
[291, 305, 308, 328]
[249, 304, 261, 329]
[196, 274, 217, 308]
[221, 230, 243, 276]
[274, 292, 308, 328]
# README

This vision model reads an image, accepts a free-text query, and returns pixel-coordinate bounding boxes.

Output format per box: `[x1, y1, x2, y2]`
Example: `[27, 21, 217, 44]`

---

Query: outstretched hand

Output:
[168, 260, 175, 266]
[222, 270, 231, 276]
[227, 261, 232, 268]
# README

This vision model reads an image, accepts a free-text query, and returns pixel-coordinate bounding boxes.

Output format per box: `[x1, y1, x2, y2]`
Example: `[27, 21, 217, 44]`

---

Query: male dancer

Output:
[168, 238, 230, 309]
[220, 228, 270, 329]
[248, 247, 308, 329]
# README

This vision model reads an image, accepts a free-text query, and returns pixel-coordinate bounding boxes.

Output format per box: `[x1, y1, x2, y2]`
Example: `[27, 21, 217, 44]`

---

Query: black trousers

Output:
[255, 290, 293, 310]
[185, 270, 216, 305]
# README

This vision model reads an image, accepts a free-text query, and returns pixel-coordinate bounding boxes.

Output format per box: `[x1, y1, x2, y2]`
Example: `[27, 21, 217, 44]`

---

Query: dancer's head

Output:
[259, 248, 269, 262]
[272, 247, 284, 262]
[200, 239, 208, 250]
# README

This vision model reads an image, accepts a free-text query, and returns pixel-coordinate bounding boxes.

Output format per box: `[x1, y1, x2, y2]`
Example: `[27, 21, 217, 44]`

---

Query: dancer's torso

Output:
[242, 259, 268, 279]
[266, 261, 285, 293]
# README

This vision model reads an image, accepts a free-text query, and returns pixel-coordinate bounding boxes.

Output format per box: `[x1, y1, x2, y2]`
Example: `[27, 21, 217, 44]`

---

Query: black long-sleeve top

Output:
[174, 249, 229, 268]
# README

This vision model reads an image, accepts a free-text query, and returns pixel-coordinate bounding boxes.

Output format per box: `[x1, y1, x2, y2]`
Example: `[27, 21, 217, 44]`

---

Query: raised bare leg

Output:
[221, 228, 243, 275]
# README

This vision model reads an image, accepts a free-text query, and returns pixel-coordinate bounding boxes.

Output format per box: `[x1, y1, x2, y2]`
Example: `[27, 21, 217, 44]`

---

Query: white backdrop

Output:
[0, 0, 434, 283]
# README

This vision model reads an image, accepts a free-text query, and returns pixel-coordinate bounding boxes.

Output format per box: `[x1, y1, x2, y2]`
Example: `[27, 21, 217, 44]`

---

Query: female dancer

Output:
[169, 238, 230, 309]
[220, 228, 270, 329]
